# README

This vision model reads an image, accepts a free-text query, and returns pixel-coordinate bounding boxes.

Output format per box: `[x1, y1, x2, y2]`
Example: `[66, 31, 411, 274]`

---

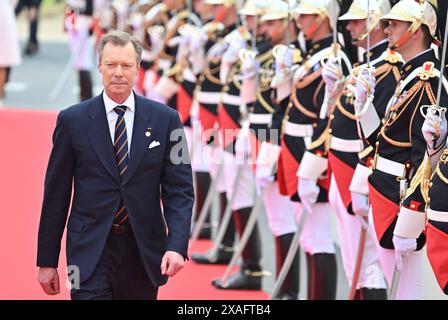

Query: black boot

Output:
[359, 288, 387, 300]
[307, 253, 337, 300]
[79, 70, 93, 101]
[193, 172, 212, 239]
[212, 207, 262, 290]
[191, 192, 235, 264]
[272, 233, 299, 300]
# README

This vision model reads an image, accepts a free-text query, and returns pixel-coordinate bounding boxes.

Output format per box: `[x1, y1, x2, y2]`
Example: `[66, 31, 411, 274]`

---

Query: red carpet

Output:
[0, 108, 267, 300]
[159, 239, 268, 300]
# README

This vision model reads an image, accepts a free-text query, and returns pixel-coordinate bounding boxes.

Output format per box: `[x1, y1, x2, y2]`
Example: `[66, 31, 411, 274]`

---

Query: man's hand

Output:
[422, 107, 447, 150]
[354, 67, 376, 114]
[37, 267, 60, 295]
[298, 178, 320, 213]
[161, 251, 185, 277]
[351, 192, 370, 218]
[322, 57, 342, 92]
[392, 235, 417, 271]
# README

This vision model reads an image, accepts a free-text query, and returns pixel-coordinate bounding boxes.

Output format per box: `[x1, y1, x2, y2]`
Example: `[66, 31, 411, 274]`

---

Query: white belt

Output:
[222, 93, 241, 106]
[196, 91, 222, 104]
[427, 208, 448, 222]
[375, 156, 405, 178]
[248, 113, 272, 125]
[330, 136, 364, 153]
[284, 122, 313, 137]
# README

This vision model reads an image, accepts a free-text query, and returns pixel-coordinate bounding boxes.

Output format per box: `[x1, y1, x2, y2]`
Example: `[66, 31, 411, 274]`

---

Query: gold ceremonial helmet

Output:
[293, 0, 340, 30]
[239, 0, 267, 16]
[204, 0, 236, 6]
[338, 0, 391, 41]
[260, 0, 290, 21]
[380, 0, 440, 47]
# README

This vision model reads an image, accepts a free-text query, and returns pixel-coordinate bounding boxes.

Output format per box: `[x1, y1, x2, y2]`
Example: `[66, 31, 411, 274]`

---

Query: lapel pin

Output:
[145, 128, 152, 137]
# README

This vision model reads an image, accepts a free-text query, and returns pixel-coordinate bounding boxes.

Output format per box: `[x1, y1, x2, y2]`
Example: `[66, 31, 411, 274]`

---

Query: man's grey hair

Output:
[98, 30, 143, 65]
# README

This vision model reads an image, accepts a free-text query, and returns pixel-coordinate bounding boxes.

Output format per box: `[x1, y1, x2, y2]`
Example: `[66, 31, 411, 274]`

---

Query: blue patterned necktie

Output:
[113, 105, 129, 225]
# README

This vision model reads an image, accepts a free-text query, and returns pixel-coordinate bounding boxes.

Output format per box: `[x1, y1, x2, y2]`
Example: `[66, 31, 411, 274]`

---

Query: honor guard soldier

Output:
[322, 0, 400, 300]
[191, 0, 260, 267]
[406, 0, 448, 297]
[227, 0, 302, 297]
[276, 0, 347, 300]
[358, 0, 447, 299]
[66, 0, 96, 101]
[190, 0, 240, 265]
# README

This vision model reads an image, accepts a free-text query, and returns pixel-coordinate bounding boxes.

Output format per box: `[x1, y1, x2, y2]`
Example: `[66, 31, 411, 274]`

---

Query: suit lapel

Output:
[123, 95, 153, 184]
[85, 95, 120, 183]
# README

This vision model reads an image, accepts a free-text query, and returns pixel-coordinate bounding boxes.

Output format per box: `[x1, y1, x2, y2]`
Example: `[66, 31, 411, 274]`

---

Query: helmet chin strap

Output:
[303, 15, 325, 39]
[390, 20, 421, 50]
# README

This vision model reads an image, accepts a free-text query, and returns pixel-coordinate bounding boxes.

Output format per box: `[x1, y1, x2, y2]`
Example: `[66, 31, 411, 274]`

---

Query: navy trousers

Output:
[71, 228, 158, 300]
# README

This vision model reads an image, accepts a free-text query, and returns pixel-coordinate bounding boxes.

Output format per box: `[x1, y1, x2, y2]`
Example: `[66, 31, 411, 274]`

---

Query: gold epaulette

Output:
[383, 49, 401, 65]
[417, 62, 437, 81]
[177, 9, 190, 20]
[374, 61, 401, 83]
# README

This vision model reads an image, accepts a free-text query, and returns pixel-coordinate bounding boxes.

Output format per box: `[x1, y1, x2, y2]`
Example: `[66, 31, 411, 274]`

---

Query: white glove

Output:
[298, 178, 319, 213]
[207, 41, 229, 61]
[221, 40, 246, 83]
[235, 128, 251, 158]
[240, 51, 259, 79]
[222, 39, 246, 66]
[275, 47, 294, 74]
[256, 175, 274, 196]
[351, 192, 369, 218]
[322, 57, 342, 92]
[354, 68, 376, 113]
[392, 235, 417, 271]
[422, 107, 447, 151]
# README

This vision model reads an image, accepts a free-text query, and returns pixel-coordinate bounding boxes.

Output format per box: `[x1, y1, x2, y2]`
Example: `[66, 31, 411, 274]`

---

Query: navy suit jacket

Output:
[37, 93, 194, 286]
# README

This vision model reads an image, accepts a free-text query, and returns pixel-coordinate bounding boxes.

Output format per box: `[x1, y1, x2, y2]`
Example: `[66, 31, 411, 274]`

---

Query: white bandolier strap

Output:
[293, 47, 333, 82]
[222, 92, 241, 106]
[297, 151, 328, 181]
[196, 91, 222, 104]
[248, 113, 273, 125]
[349, 163, 371, 195]
[330, 136, 364, 153]
[427, 208, 448, 222]
[375, 155, 405, 178]
[256, 142, 282, 178]
[284, 122, 313, 137]
[394, 206, 426, 239]
[182, 67, 197, 83]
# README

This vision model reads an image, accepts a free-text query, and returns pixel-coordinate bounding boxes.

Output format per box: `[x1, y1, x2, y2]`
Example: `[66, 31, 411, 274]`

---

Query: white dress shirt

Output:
[103, 91, 135, 156]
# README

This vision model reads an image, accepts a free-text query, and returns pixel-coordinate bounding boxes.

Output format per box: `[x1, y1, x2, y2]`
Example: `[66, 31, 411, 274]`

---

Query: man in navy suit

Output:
[36, 30, 194, 300]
